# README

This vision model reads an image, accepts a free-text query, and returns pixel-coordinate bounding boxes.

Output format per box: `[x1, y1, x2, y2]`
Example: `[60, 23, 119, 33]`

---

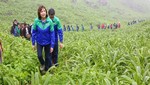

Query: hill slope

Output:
[0, 0, 150, 84]
[0, 0, 150, 31]
[0, 20, 150, 84]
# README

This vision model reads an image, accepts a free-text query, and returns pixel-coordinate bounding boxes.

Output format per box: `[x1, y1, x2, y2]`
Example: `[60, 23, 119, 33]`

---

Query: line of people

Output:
[63, 24, 84, 31]
[97, 22, 121, 30]
[128, 19, 145, 26]
[63, 22, 121, 32]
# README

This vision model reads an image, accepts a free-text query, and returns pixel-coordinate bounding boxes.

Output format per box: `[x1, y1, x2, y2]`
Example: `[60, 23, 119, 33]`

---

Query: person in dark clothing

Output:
[97, 24, 100, 30]
[25, 24, 31, 40]
[48, 8, 63, 66]
[20, 23, 26, 38]
[76, 24, 79, 31]
[10, 19, 20, 37]
[28, 24, 32, 36]
[10, 19, 17, 35]
[67, 25, 71, 31]
[113, 23, 117, 29]
[128, 22, 130, 25]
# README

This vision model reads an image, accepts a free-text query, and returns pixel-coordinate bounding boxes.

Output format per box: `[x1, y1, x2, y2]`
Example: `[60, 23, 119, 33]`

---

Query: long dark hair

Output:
[13, 19, 18, 27]
[38, 5, 48, 20]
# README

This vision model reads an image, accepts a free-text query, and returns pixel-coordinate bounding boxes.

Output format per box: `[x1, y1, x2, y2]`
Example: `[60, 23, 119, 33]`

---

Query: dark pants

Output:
[37, 43, 52, 71]
[52, 43, 58, 66]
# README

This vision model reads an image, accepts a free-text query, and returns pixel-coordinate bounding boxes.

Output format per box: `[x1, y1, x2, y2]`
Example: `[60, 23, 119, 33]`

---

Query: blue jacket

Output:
[32, 17, 55, 48]
[50, 16, 63, 43]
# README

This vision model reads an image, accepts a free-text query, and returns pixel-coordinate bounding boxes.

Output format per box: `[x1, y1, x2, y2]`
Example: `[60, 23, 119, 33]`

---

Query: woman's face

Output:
[40, 8, 46, 19]
[14, 21, 18, 25]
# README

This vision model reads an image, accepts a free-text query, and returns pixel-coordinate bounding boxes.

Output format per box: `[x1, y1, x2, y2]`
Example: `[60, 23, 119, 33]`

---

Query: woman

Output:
[32, 5, 55, 71]
[10, 19, 20, 37]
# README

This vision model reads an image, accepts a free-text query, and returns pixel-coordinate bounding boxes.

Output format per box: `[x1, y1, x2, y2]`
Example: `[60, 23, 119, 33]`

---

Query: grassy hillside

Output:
[0, 0, 150, 31]
[0, 21, 150, 84]
[0, 0, 150, 84]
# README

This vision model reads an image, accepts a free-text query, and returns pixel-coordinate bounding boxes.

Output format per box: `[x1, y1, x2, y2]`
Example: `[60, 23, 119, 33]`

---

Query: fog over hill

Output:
[0, 0, 150, 30]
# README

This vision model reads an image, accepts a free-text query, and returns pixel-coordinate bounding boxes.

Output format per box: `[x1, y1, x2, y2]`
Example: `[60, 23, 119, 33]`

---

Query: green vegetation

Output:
[0, 21, 150, 85]
[0, 0, 150, 84]
[0, 0, 150, 30]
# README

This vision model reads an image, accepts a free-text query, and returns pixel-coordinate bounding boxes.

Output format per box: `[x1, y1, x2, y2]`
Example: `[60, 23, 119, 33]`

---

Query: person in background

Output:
[97, 24, 100, 30]
[107, 24, 110, 29]
[63, 25, 66, 31]
[118, 22, 121, 28]
[110, 24, 112, 29]
[71, 25, 74, 31]
[76, 24, 79, 31]
[28, 24, 32, 37]
[113, 23, 117, 29]
[10, 19, 20, 37]
[0, 39, 3, 64]
[81, 24, 84, 31]
[101, 23, 104, 29]
[67, 25, 71, 31]
[32, 5, 55, 71]
[104, 24, 107, 29]
[10, 19, 17, 35]
[90, 23, 93, 30]
[20, 23, 26, 38]
[25, 24, 31, 40]
[48, 8, 63, 66]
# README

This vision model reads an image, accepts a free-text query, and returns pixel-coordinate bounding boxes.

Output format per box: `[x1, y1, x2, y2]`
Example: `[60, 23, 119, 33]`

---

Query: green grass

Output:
[0, 21, 150, 84]
[0, 0, 150, 84]
[0, 0, 150, 31]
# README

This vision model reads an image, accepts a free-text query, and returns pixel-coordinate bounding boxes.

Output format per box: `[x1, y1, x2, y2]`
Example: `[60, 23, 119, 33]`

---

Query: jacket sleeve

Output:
[58, 29, 63, 43]
[57, 20, 63, 43]
[50, 22, 55, 48]
[31, 19, 37, 46]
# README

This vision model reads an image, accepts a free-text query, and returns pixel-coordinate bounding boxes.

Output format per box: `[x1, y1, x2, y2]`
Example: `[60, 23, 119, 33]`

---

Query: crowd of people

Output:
[63, 22, 121, 32]
[62, 19, 146, 32]
[10, 18, 146, 39]
[9, 15, 121, 73]
[9, 6, 64, 74]
[10, 19, 32, 40]
[10, 20, 121, 41]
[7, 5, 146, 75]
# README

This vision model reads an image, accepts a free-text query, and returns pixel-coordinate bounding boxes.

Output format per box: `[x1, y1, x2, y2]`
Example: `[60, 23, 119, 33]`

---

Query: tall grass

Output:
[0, 0, 150, 84]
[0, 21, 149, 84]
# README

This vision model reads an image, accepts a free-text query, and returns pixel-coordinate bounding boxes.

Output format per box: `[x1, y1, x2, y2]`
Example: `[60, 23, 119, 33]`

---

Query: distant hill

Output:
[0, 0, 150, 31]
